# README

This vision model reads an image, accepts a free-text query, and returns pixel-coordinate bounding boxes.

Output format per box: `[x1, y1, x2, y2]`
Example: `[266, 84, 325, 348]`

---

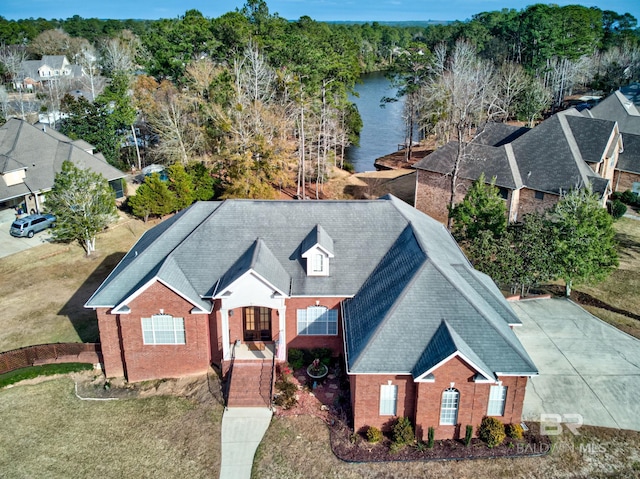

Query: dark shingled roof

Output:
[412, 141, 521, 189]
[618, 133, 640, 174]
[474, 122, 530, 147]
[87, 196, 536, 378]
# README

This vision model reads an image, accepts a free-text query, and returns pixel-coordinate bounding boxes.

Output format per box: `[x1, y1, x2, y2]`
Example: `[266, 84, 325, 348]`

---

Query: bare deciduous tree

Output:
[419, 40, 502, 228]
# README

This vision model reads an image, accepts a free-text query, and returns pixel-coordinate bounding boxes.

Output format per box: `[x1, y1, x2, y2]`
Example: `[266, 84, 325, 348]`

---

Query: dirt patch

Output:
[71, 368, 224, 405]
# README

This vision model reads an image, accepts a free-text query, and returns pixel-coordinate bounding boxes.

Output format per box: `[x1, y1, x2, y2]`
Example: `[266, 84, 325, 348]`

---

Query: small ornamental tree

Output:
[45, 160, 117, 255]
[549, 187, 619, 296]
[449, 173, 507, 243]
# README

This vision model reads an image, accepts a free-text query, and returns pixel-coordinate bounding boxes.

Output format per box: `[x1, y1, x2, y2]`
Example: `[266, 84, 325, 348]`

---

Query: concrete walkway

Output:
[512, 298, 640, 431]
[219, 407, 272, 479]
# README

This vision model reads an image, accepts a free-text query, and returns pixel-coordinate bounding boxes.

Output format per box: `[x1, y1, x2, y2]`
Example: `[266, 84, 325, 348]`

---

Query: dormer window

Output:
[313, 253, 324, 273]
[300, 224, 334, 277]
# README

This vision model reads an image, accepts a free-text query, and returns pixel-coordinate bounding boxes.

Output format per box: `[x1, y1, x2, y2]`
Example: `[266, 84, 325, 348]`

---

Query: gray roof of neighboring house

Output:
[412, 141, 521, 190]
[474, 122, 530, 147]
[510, 112, 608, 194]
[618, 133, 640, 174]
[86, 195, 536, 378]
[589, 90, 640, 135]
[620, 82, 640, 107]
[414, 111, 615, 196]
[0, 119, 125, 202]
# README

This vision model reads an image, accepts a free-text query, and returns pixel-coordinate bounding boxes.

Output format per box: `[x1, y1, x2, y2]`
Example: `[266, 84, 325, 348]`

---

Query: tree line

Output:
[0, 1, 639, 207]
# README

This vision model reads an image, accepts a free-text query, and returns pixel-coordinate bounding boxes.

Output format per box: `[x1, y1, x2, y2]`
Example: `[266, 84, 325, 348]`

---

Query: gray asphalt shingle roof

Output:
[415, 110, 616, 197]
[87, 196, 536, 379]
[0, 119, 125, 202]
[618, 133, 640, 174]
[590, 90, 640, 135]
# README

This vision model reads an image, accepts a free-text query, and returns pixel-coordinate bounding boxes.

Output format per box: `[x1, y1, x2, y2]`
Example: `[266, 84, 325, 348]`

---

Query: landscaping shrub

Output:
[392, 417, 414, 446]
[273, 379, 298, 409]
[477, 416, 506, 448]
[287, 348, 304, 370]
[506, 423, 524, 440]
[610, 199, 627, 219]
[621, 190, 640, 206]
[464, 424, 473, 446]
[366, 426, 383, 443]
[427, 427, 435, 448]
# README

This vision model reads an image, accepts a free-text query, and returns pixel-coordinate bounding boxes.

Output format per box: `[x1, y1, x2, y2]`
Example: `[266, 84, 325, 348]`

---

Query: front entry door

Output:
[243, 307, 271, 341]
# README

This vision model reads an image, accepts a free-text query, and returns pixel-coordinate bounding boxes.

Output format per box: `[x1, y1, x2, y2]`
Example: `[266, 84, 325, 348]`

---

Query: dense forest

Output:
[0, 1, 639, 202]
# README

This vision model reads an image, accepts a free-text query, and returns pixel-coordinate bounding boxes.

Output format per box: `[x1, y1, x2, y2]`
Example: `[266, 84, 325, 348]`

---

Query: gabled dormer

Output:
[300, 224, 334, 277]
[0, 154, 27, 187]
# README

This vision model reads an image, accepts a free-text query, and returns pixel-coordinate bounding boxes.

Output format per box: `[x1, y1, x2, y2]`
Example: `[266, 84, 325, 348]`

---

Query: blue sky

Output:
[2, 1, 639, 23]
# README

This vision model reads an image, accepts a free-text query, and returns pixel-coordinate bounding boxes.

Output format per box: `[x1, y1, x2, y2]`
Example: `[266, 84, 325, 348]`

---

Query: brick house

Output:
[85, 196, 537, 440]
[414, 109, 623, 223]
[587, 90, 640, 195]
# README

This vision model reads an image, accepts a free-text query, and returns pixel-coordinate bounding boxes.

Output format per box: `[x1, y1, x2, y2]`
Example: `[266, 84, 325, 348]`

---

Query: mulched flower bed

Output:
[273, 363, 552, 462]
[328, 420, 552, 462]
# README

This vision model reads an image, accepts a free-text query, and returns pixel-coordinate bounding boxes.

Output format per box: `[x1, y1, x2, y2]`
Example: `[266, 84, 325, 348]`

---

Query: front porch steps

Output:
[226, 360, 274, 408]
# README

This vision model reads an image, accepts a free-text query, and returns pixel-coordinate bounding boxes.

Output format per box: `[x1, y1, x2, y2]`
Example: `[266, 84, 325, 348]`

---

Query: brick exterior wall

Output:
[516, 188, 560, 217]
[613, 170, 640, 193]
[96, 308, 125, 378]
[415, 170, 520, 223]
[99, 281, 212, 382]
[284, 297, 344, 355]
[350, 374, 416, 433]
[350, 355, 528, 440]
[415, 170, 469, 224]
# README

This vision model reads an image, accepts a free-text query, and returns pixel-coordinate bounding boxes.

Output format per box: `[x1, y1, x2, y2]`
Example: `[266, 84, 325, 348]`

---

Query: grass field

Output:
[252, 415, 640, 479]
[0, 214, 152, 351]
[0, 375, 222, 479]
[574, 217, 640, 339]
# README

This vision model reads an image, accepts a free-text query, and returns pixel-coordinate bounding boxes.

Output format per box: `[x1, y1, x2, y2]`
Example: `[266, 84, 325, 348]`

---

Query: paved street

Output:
[512, 298, 640, 431]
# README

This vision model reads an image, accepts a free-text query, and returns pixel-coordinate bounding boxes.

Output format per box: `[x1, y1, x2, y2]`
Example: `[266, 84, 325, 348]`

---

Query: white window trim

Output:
[439, 388, 459, 426]
[296, 306, 338, 336]
[487, 385, 507, 416]
[141, 314, 185, 345]
[379, 384, 398, 416]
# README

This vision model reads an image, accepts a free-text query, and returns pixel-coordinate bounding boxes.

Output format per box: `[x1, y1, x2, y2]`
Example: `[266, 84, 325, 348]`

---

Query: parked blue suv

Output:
[10, 213, 56, 238]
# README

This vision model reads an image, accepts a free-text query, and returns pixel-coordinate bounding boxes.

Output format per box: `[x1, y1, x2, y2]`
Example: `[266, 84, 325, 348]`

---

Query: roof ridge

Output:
[557, 112, 592, 187]
[428, 260, 534, 369]
[504, 143, 523, 189]
[86, 204, 219, 306]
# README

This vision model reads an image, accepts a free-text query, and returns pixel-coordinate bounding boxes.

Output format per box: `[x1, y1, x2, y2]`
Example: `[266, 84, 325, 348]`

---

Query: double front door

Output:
[243, 306, 272, 341]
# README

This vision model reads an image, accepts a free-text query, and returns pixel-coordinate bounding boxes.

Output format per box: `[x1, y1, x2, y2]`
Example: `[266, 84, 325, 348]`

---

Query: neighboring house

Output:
[0, 119, 125, 214]
[14, 55, 85, 90]
[587, 89, 640, 194]
[414, 109, 622, 223]
[85, 196, 537, 440]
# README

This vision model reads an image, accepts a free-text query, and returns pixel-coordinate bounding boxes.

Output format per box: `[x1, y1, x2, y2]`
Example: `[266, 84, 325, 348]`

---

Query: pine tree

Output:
[128, 173, 174, 222]
[549, 187, 618, 296]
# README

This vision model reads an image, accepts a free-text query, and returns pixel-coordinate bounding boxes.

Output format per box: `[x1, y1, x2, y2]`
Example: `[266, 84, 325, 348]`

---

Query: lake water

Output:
[346, 71, 406, 172]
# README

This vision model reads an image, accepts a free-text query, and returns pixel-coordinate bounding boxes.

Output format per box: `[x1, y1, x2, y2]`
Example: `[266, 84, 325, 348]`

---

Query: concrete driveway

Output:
[0, 209, 53, 259]
[512, 298, 640, 432]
